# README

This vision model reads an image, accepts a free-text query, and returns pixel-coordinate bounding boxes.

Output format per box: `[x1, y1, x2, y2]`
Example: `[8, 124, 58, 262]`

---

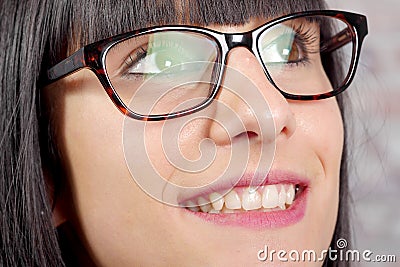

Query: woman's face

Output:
[45, 17, 343, 266]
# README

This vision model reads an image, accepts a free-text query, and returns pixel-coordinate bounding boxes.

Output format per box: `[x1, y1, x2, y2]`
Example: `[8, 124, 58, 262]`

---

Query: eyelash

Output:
[122, 39, 187, 79]
[122, 46, 148, 78]
[289, 23, 320, 66]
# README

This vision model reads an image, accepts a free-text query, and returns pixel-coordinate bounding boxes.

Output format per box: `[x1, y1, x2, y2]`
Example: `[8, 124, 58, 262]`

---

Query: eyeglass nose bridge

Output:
[221, 32, 266, 80]
[221, 32, 275, 90]
[224, 32, 254, 53]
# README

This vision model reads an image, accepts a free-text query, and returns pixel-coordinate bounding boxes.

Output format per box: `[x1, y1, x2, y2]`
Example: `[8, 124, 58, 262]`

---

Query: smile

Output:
[178, 171, 309, 228]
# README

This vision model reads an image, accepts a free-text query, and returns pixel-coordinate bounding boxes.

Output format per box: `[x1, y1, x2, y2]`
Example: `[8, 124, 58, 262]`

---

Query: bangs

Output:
[47, 0, 326, 64]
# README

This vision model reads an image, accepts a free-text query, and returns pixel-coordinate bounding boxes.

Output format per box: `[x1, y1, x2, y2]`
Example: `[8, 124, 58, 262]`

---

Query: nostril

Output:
[233, 131, 258, 141]
[246, 131, 258, 139]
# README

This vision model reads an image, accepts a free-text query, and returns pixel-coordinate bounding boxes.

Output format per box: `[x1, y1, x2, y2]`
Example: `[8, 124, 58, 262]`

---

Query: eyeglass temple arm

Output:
[320, 28, 352, 54]
[46, 47, 86, 82]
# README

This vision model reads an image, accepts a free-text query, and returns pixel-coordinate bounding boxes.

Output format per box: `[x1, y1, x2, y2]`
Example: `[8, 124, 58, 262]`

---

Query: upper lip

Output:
[175, 169, 310, 205]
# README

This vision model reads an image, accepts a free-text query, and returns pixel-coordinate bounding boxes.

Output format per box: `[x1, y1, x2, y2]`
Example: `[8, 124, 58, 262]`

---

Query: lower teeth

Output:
[187, 203, 293, 214]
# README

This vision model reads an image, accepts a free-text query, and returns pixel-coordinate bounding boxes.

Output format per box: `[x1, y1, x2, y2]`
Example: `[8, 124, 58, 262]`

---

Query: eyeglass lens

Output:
[258, 15, 353, 96]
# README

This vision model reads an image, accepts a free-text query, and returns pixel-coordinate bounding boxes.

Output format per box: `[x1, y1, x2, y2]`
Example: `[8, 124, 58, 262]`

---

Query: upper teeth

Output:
[183, 184, 297, 213]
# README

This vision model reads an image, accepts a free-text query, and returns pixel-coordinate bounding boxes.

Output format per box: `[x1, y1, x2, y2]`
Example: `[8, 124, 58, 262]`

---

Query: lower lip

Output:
[181, 187, 308, 229]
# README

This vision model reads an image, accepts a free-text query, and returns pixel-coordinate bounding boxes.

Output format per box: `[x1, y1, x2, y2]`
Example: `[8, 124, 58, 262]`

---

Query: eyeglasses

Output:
[46, 10, 368, 121]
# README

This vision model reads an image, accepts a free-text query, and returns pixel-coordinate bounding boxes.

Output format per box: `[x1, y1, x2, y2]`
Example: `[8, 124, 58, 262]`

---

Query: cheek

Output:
[57, 78, 133, 218]
[51, 74, 218, 266]
[299, 100, 344, 169]
[49, 74, 163, 264]
[139, 117, 227, 187]
[293, 99, 344, 250]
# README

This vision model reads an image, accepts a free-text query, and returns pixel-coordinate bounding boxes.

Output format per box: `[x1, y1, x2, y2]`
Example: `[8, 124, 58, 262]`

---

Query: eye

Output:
[125, 43, 189, 76]
[260, 33, 306, 65]
[108, 30, 220, 95]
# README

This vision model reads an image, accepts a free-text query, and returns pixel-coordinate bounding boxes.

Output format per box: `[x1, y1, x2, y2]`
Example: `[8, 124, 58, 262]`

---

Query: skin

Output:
[45, 18, 343, 266]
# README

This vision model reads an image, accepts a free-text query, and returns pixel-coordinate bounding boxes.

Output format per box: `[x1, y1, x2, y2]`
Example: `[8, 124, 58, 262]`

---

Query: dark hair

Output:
[0, 1, 351, 266]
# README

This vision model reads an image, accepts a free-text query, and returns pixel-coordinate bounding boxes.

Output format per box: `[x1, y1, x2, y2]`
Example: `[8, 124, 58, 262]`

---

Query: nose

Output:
[208, 47, 296, 146]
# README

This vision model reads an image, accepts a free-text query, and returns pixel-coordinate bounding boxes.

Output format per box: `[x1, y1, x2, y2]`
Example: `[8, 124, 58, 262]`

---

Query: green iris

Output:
[153, 47, 186, 73]
[261, 32, 297, 64]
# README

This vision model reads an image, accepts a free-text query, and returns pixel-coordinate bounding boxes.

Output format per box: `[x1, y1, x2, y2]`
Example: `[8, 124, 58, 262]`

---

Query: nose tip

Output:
[207, 89, 273, 146]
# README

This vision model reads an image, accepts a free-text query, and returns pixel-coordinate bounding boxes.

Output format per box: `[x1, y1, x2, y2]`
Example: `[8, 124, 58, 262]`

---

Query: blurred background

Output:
[326, 0, 400, 265]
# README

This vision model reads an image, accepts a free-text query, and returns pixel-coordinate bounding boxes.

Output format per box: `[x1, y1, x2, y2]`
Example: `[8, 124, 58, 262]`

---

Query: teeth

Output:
[187, 200, 200, 212]
[198, 197, 212, 212]
[242, 187, 262, 211]
[209, 192, 224, 211]
[187, 184, 300, 213]
[278, 185, 287, 210]
[208, 209, 220, 214]
[224, 190, 241, 209]
[262, 185, 279, 209]
[221, 207, 235, 214]
[286, 184, 295, 205]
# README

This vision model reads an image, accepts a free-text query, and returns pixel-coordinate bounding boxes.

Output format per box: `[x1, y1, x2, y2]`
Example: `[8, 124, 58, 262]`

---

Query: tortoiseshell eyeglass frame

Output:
[46, 10, 368, 121]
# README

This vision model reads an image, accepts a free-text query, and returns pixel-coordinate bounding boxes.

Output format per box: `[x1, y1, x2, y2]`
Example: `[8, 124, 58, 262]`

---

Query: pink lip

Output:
[180, 170, 309, 229]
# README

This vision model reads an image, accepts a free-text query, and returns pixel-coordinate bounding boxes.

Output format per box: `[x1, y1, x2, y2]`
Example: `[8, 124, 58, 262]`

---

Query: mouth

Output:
[178, 171, 309, 229]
